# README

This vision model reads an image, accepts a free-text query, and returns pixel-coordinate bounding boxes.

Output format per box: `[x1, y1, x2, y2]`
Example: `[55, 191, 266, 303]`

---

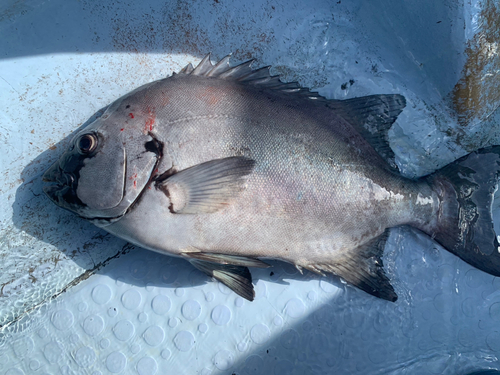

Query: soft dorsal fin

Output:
[177, 53, 325, 100]
[328, 95, 406, 171]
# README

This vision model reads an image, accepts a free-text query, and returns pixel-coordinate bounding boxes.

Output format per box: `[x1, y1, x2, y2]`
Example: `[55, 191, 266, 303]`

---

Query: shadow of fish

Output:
[43, 54, 500, 302]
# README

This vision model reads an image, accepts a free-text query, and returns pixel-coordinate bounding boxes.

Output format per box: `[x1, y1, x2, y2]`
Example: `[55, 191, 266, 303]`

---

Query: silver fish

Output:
[43, 54, 500, 301]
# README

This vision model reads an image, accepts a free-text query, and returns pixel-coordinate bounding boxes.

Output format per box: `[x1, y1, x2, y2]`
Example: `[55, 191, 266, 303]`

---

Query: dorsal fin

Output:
[178, 55, 406, 171]
[328, 95, 406, 171]
[177, 53, 325, 100]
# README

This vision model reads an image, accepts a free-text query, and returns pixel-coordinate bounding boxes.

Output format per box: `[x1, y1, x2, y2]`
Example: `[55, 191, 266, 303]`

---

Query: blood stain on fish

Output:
[144, 107, 156, 133]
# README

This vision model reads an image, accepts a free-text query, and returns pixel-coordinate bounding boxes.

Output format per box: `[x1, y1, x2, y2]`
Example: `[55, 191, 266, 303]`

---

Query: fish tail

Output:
[425, 146, 500, 275]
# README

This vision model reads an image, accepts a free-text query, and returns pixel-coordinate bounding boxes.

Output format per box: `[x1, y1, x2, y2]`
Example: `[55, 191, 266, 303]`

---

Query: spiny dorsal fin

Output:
[177, 53, 325, 100]
[178, 54, 405, 172]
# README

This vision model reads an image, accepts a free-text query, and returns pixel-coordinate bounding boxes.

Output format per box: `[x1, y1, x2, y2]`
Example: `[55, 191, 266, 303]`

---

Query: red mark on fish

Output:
[129, 113, 135, 119]
[144, 107, 156, 134]
[129, 171, 138, 189]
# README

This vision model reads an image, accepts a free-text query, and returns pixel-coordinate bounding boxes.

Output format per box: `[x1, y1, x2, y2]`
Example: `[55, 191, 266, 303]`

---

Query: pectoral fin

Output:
[188, 259, 256, 301]
[305, 230, 397, 301]
[155, 156, 255, 214]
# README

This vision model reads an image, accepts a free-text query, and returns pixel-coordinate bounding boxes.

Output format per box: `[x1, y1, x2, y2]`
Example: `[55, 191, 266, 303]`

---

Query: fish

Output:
[43, 54, 500, 302]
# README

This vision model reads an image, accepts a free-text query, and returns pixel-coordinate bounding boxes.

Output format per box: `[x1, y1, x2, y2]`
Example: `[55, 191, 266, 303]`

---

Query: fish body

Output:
[44, 55, 500, 301]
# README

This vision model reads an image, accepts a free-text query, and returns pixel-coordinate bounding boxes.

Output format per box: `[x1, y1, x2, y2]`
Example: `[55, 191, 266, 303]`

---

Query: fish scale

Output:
[44, 54, 500, 302]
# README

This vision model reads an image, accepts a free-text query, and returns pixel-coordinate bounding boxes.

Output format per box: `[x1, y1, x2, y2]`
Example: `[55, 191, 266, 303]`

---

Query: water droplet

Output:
[160, 266, 179, 284]
[78, 302, 88, 312]
[213, 350, 234, 371]
[174, 331, 195, 352]
[113, 320, 135, 341]
[29, 360, 39, 371]
[161, 349, 171, 359]
[12, 337, 34, 358]
[218, 283, 232, 295]
[458, 327, 476, 347]
[280, 329, 299, 349]
[107, 307, 118, 318]
[121, 290, 142, 310]
[51, 309, 74, 330]
[309, 332, 329, 354]
[83, 315, 104, 337]
[461, 297, 476, 317]
[130, 344, 141, 354]
[237, 341, 247, 352]
[273, 316, 283, 326]
[198, 323, 208, 333]
[487, 331, 500, 351]
[235, 297, 244, 307]
[137, 357, 157, 375]
[106, 352, 126, 373]
[143, 326, 165, 346]
[37, 328, 48, 339]
[211, 305, 231, 325]
[138, 312, 148, 323]
[130, 260, 148, 280]
[100, 339, 110, 349]
[43, 341, 61, 363]
[75, 346, 96, 368]
[92, 284, 112, 305]
[254, 280, 267, 299]
[175, 288, 185, 297]
[465, 269, 483, 288]
[284, 298, 305, 318]
[151, 295, 171, 315]
[205, 292, 214, 302]
[320, 277, 342, 295]
[182, 300, 202, 321]
[250, 324, 270, 344]
[490, 302, 500, 321]
[307, 291, 317, 301]
[168, 318, 178, 328]
[243, 355, 263, 374]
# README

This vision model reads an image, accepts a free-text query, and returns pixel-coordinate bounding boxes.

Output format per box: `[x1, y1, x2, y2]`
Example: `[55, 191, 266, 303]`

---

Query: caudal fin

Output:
[426, 146, 500, 276]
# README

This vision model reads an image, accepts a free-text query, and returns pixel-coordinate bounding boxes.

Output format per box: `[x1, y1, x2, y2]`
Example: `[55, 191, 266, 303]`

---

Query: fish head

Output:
[43, 90, 162, 222]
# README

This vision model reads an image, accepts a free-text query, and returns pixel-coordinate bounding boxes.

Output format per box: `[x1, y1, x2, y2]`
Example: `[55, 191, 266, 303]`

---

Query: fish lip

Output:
[42, 162, 77, 205]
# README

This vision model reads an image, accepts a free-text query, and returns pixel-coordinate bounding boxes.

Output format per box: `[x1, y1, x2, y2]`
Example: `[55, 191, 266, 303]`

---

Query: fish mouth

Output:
[42, 162, 79, 206]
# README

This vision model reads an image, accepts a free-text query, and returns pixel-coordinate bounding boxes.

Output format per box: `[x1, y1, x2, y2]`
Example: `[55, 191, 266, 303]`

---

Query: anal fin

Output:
[307, 230, 397, 302]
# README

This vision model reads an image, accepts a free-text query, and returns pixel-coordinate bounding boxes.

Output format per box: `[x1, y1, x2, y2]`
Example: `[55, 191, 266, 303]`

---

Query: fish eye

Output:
[77, 133, 98, 154]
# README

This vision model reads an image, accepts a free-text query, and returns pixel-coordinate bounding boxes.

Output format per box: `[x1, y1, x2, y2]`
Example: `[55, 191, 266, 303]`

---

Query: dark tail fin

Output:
[425, 146, 500, 276]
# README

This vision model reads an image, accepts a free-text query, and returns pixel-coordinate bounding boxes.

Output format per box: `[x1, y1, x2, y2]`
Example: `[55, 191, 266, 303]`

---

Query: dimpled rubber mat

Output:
[3, 0, 500, 373]
[3, 229, 500, 374]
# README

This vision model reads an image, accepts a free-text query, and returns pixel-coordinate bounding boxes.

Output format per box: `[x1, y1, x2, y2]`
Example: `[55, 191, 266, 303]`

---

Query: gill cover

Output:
[43, 91, 161, 221]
